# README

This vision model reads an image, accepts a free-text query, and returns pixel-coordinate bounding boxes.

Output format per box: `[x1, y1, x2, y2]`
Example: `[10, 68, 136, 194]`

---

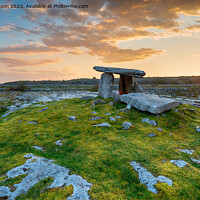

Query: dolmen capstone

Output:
[94, 66, 145, 98]
[93, 66, 179, 114]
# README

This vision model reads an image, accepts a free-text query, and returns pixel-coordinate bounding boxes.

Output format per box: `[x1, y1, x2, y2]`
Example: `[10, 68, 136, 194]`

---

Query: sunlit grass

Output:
[0, 98, 199, 199]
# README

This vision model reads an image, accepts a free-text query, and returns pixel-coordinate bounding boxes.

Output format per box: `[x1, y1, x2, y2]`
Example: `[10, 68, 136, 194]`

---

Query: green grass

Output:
[0, 98, 200, 200]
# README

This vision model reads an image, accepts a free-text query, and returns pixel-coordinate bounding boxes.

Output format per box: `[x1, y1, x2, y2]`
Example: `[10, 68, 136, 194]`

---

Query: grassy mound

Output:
[0, 98, 199, 199]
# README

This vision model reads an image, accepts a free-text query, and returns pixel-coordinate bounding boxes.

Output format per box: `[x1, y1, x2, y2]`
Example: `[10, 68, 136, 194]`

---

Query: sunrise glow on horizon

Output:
[0, 0, 200, 84]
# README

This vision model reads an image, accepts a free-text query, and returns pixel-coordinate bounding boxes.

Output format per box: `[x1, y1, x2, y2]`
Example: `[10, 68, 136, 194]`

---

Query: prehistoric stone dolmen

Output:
[93, 66, 145, 98]
[93, 66, 179, 114]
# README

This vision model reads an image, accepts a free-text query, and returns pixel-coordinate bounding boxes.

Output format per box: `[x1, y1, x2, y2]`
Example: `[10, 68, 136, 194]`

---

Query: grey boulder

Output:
[122, 122, 132, 129]
[68, 116, 77, 121]
[142, 118, 157, 126]
[120, 93, 179, 114]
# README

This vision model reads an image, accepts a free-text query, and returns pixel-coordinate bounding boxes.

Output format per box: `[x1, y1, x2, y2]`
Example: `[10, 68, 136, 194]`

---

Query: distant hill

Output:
[1, 76, 200, 86]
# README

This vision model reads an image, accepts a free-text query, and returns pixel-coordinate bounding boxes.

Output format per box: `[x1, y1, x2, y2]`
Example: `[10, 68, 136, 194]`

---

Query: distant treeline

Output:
[1, 76, 200, 86]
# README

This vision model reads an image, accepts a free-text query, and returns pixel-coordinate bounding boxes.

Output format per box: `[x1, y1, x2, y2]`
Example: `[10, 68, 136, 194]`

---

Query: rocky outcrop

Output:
[0, 154, 92, 200]
[130, 161, 173, 194]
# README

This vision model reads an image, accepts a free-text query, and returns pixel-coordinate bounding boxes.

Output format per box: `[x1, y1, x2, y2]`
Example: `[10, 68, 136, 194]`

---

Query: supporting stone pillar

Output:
[119, 75, 133, 94]
[98, 72, 114, 98]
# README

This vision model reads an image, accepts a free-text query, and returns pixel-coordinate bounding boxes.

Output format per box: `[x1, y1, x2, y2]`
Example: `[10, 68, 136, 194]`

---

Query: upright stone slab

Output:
[119, 75, 133, 94]
[98, 73, 114, 98]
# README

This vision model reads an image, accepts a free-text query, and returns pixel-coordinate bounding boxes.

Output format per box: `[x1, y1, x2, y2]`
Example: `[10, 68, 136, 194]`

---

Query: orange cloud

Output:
[0, 45, 62, 54]
[0, 57, 61, 67]
[1, 0, 200, 64]
[186, 25, 200, 30]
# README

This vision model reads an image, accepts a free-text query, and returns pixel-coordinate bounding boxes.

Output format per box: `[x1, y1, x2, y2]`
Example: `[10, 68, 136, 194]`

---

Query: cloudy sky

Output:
[0, 0, 200, 83]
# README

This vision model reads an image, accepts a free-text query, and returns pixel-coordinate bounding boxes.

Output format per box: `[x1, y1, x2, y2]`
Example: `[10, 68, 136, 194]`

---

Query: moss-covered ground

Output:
[0, 98, 199, 199]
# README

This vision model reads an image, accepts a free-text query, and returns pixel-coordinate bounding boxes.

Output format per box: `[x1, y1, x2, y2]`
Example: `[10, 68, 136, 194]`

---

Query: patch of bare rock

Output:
[130, 161, 173, 194]
[179, 149, 194, 154]
[141, 118, 157, 126]
[68, 116, 77, 121]
[0, 154, 91, 200]
[170, 160, 188, 167]
[93, 123, 110, 127]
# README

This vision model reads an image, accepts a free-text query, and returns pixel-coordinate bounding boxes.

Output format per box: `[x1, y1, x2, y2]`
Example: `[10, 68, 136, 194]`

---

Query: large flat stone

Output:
[120, 93, 179, 114]
[93, 66, 145, 77]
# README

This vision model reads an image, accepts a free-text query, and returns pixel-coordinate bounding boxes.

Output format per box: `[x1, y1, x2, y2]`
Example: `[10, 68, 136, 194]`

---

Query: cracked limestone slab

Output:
[179, 149, 194, 155]
[130, 161, 173, 194]
[93, 123, 110, 127]
[0, 154, 91, 200]
[170, 160, 188, 167]
[191, 157, 200, 164]
[120, 93, 179, 114]
[33, 146, 44, 151]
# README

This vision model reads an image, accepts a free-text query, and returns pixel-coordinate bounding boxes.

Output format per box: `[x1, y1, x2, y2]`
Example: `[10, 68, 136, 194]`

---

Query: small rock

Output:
[89, 116, 102, 121]
[162, 113, 166, 117]
[179, 149, 194, 155]
[115, 116, 123, 119]
[191, 157, 200, 164]
[39, 107, 48, 112]
[27, 121, 37, 125]
[93, 123, 110, 127]
[141, 118, 157, 126]
[196, 126, 200, 132]
[3, 118, 7, 121]
[169, 133, 172, 136]
[126, 104, 131, 109]
[157, 128, 162, 132]
[110, 101, 113, 106]
[19, 120, 22, 123]
[35, 133, 41, 136]
[68, 116, 77, 121]
[105, 113, 111, 115]
[33, 146, 44, 151]
[147, 133, 156, 137]
[110, 117, 116, 122]
[122, 122, 132, 130]
[91, 111, 97, 114]
[55, 140, 63, 146]
[170, 160, 188, 167]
